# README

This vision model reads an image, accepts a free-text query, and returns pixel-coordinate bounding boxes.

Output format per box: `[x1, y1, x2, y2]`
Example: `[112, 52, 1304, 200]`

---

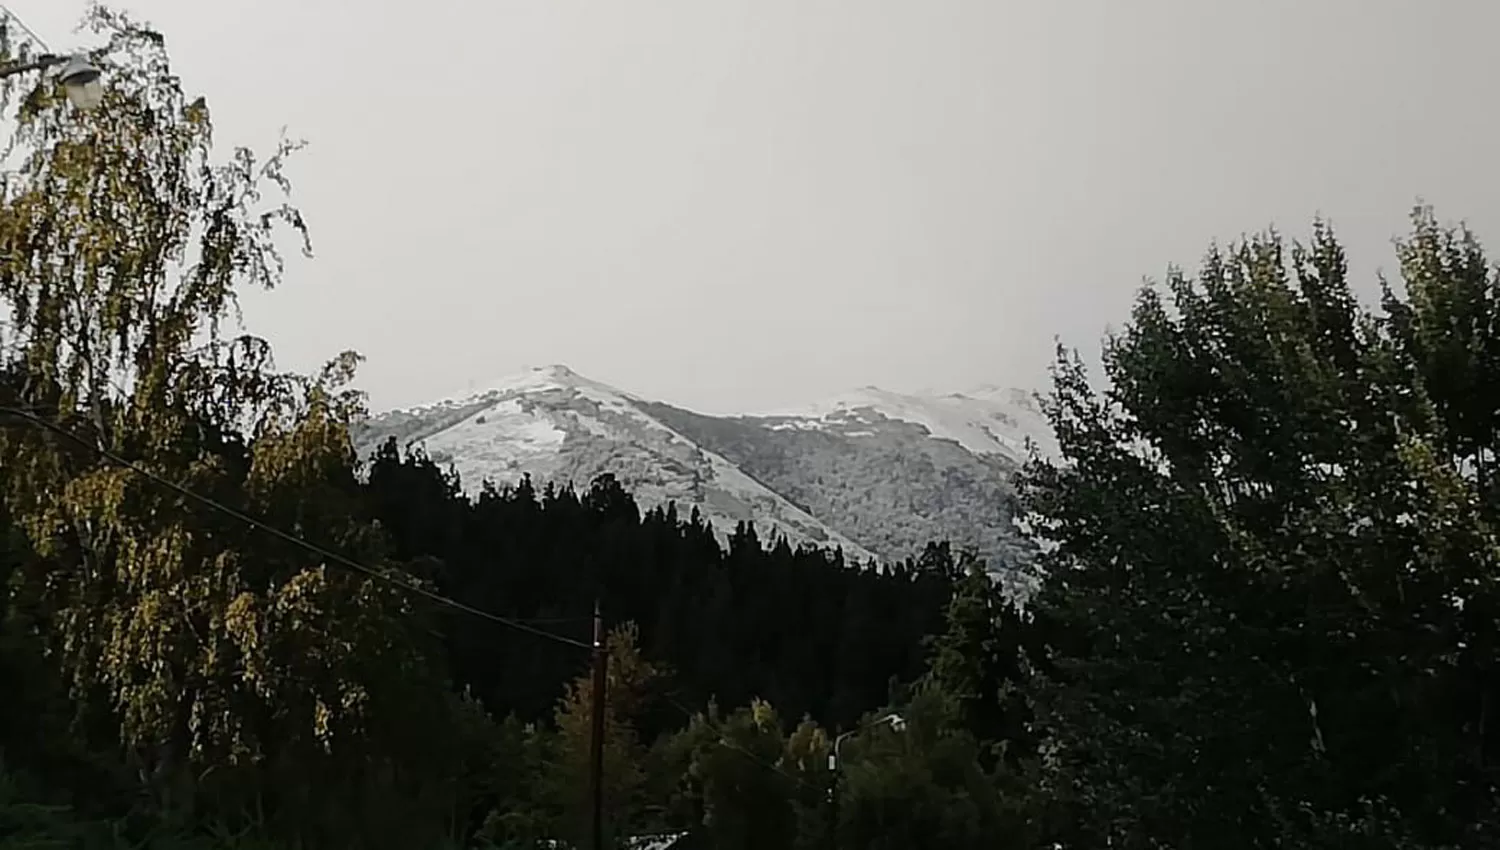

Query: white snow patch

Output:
[372, 364, 880, 562]
[754, 384, 1058, 464]
[418, 397, 568, 485]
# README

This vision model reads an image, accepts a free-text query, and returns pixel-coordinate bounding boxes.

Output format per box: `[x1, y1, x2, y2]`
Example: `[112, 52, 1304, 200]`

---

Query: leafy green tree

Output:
[468, 711, 553, 850]
[1385, 208, 1500, 502]
[1023, 213, 1500, 848]
[836, 689, 1009, 850]
[545, 622, 662, 848]
[783, 717, 835, 847]
[0, 501, 78, 796]
[0, 8, 460, 847]
[663, 699, 804, 850]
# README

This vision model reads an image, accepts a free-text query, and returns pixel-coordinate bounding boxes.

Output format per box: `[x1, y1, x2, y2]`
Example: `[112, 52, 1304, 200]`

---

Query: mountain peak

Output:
[358, 369, 1053, 590]
[356, 372, 882, 562]
[425, 364, 622, 408]
[531, 363, 580, 380]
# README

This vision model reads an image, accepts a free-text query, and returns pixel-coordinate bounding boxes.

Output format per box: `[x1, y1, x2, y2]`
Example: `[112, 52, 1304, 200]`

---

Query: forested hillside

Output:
[352, 366, 1046, 590]
[350, 365, 884, 563]
[639, 398, 1040, 583]
[360, 442, 959, 736]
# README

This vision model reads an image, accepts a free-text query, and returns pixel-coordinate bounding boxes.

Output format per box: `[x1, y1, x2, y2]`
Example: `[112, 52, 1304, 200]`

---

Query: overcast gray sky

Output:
[11, 0, 1500, 414]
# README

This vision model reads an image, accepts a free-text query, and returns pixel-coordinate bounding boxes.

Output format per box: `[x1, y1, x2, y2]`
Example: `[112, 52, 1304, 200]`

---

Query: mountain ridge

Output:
[353, 364, 1052, 582]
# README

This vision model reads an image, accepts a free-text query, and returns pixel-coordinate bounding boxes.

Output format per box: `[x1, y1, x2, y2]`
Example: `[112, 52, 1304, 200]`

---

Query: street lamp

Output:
[830, 712, 907, 773]
[826, 712, 906, 848]
[56, 54, 103, 111]
[0, 52, 104, 111]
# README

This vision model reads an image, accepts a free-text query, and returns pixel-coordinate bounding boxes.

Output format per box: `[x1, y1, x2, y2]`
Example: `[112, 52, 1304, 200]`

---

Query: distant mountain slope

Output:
[355, 365, 1054, 582]
[754, 384, 1057, 466]
[640, 399, 1037, 576]
[352, 366, 878, 561]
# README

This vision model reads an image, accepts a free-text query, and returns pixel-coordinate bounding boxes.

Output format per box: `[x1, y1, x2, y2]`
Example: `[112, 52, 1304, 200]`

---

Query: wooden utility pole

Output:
[589, 598, 608, 850]
[826, 755, 839, 850]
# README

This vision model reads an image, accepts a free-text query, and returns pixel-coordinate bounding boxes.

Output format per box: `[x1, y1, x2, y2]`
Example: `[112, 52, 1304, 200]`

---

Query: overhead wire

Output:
[0, 402, 592, 650]
[656, 690, 826, 795]
[0, 401, 848, 790]
[0, 0, 853, 800]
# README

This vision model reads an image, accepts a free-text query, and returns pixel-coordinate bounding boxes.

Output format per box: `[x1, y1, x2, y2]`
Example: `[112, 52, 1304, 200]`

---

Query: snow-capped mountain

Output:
[752, 384, 1057, 467]
[354, 365, 1055, 577]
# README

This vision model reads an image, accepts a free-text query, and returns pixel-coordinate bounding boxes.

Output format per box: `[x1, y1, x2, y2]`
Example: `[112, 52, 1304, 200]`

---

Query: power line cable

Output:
[656, 689, 826, 795]
[0, 402, 593, 650]
[0, 401, 838, 791]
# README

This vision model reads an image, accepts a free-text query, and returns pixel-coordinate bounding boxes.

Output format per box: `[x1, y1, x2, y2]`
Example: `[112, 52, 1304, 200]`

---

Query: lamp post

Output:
[826, 711, 906, 850]
[0, 52, 104, 110]
[0, 5, 105, 111]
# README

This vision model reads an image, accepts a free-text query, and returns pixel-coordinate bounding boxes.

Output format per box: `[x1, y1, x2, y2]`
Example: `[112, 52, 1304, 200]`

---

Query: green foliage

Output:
[638, 400, 1036, 578]
[0, 764, 110, 850]
[1023, 209, 1500, 848]
[363, 447, 959, 734]
[0, 7, 460, 848]
[920, 552, 1043, 772]
[17, 7, 1498, 850]
[467, 712, 552, 850]
[682, 700, 804, 848]
[542, 624, 660, 848]
[835, 689, 1006, 850]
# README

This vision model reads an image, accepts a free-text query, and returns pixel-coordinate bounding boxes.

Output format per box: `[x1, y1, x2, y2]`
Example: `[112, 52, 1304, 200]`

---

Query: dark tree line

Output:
[361, 437, 968, 737]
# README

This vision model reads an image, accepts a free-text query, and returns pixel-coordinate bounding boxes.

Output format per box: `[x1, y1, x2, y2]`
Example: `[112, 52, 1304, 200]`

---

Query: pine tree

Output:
[919, 553, 1037, 769]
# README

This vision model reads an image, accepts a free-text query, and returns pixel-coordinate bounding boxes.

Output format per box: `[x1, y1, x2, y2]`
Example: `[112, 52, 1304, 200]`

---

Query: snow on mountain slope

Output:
[642, 388, 1045, 587]
[353, 365, 879, 561]
[755, 384, 1058, 466]
[357, 364, 1056, 589]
